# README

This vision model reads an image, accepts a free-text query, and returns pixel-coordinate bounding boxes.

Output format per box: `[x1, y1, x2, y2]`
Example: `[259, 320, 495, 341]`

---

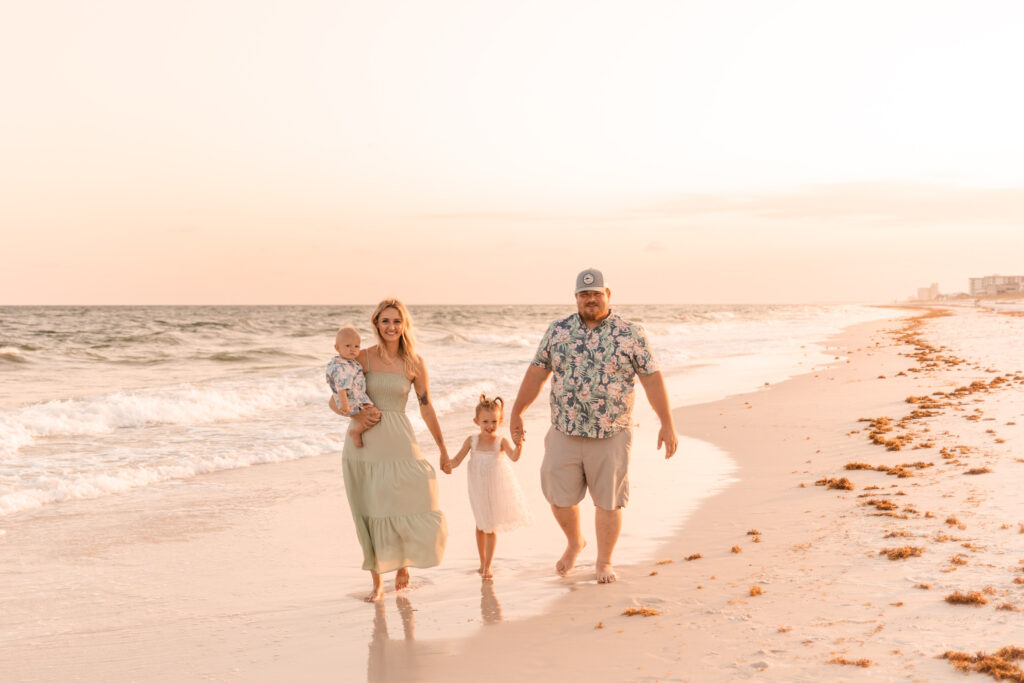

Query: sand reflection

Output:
[367, 596, 417, 683]
[480, 579, 503, 624]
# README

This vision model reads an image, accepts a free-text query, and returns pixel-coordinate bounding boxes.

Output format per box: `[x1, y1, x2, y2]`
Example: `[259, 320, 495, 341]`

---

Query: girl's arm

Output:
[501, 437, 523, 462]
[411, 355, 451, 472]
[449, 437, 472, 470]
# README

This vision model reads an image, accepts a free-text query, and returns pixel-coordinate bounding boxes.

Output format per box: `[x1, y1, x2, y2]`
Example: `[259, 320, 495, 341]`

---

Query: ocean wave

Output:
[203, 348, 317, 363]
[0, 431, 341, 516]
[0, 347, 28, 364]
[0, 374, 324, 456]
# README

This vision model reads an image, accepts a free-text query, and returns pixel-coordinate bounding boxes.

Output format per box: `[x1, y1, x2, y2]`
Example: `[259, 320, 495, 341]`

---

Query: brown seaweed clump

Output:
[966, 467, 993, 475]
[684, 553, 703, 561]
[815, 477, 854, 490]
[749, 585, 763, 597]
[827, 657, 872, 668]
[622, 606, 661, 617]
[942, 646, 1024, 681]
[945, 591, 989, 606]
[880, 546, 924, 560]
[865, 498, 898, 512]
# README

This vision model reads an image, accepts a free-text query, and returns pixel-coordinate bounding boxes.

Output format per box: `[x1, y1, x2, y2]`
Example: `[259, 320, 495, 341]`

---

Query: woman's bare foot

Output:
[365, 577, 384, 602]
[596, 562, 617, 584]
[556, 539, 586, 576]
[395, 567, 410, 591]
[481, 566, 494, 580]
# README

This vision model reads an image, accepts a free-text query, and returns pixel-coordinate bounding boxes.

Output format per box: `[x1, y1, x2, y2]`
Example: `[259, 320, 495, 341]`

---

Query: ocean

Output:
[0, 303, 902, 520]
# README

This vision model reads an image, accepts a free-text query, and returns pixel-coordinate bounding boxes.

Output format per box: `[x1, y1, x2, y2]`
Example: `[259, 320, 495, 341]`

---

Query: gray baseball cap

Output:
[575, 268, 607, 293]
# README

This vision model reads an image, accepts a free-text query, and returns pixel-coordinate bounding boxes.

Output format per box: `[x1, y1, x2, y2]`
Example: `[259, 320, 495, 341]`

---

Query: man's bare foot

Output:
[365, 579, 384, 602]
[349, 430, 364, 448]
[556, 539, 586, 576]
[395, 567, 410, 591]
[596, 562, 617, 584]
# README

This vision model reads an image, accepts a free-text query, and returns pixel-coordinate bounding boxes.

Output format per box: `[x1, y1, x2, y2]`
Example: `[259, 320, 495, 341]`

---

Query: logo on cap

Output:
[582, 273, 595, 285]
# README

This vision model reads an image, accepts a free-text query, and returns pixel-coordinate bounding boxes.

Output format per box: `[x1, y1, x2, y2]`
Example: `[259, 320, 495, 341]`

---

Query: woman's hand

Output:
[353, 405, 381, 429]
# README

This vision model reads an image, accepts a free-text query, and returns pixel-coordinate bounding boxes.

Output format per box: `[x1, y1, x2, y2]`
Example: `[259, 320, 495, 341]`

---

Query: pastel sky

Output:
[3, 0, 1023, 304]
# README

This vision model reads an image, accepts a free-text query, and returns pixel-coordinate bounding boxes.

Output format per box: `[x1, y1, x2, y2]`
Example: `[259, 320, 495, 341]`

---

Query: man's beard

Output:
[579, 305, 607, 323]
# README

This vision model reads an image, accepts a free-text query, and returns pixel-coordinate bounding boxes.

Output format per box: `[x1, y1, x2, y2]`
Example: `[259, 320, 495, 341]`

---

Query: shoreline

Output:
[4, 306, 1023, 681]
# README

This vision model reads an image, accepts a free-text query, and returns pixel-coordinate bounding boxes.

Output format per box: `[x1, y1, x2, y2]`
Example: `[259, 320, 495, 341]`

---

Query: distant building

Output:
[914, 283, 940, 301]
[969, 275, 1024, 296]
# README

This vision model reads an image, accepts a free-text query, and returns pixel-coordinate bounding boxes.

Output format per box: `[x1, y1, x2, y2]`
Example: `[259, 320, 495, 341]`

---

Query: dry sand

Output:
[405, 308, 1024, 682]
[3, 307, 1022, 682]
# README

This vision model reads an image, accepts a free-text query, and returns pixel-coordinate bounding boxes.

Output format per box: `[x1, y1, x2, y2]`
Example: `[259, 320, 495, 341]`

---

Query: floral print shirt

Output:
[531, 312, 658, 438]
[326, 356, 371, 415]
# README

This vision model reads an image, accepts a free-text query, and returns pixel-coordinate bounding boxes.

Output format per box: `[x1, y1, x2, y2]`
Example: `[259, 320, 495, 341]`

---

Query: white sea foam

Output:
[0, 374, 324, 456]
[0, 430, 341, 516]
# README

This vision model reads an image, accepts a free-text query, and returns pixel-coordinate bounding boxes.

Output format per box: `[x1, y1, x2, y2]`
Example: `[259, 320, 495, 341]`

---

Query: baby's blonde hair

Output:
[475, 394, 504, 422]
[335, 324, 360, 344]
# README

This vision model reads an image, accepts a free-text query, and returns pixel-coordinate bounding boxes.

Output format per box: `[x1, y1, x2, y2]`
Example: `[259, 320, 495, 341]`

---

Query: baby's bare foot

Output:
[596, 562, 617, 584]
[556, 539, 586, 576]
[350, 429, 364, 448]
[395, 567, 410, 591]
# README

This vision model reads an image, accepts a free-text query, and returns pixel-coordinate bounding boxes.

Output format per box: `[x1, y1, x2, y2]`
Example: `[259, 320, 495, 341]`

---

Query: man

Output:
[510, 268, 678, 584]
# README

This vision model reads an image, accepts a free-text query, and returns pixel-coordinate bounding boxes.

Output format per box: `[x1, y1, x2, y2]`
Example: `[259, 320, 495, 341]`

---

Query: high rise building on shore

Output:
[915, 283, 940, 301]
[969, 275, 1024, 296]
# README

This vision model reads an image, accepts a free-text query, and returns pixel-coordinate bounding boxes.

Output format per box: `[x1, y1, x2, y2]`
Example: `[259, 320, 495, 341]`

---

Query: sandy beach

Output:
[2, 305, 1023, 682]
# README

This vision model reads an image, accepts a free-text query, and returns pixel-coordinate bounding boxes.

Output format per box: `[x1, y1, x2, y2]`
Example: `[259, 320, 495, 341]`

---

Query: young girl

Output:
[448, 395, 531, 579]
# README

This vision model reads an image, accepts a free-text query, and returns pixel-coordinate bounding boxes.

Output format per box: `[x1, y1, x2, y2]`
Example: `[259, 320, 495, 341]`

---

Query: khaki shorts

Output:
[540, 427, 632, 510]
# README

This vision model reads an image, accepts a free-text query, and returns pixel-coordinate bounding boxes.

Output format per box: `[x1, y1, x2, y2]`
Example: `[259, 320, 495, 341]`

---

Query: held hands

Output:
[510, 414, 526, 446]
[440, 453, 453, 475]
[658, 423, 679, 459]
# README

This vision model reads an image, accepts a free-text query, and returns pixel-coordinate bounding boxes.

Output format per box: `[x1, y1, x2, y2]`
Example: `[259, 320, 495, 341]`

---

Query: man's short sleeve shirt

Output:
[531, 312, 658, 438]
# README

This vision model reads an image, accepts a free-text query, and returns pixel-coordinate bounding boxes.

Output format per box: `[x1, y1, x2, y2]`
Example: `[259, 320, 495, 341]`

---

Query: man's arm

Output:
[509, 364, 551, 446]
[638, 371, 678, 459]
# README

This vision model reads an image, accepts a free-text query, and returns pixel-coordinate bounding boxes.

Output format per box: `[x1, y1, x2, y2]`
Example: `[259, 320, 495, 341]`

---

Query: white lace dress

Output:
[466, 435, 531, 533]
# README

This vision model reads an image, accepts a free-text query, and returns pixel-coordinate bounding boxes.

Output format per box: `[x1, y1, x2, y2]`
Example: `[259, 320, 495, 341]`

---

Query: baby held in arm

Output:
[326, 325, 376, 447]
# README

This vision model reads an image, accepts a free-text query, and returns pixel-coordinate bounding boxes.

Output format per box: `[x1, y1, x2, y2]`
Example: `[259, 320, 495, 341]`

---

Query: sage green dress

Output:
[342, 371, 447, 574]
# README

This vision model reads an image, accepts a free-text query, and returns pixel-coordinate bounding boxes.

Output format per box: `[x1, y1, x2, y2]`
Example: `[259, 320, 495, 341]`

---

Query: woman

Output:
[333, 299, 450, 602]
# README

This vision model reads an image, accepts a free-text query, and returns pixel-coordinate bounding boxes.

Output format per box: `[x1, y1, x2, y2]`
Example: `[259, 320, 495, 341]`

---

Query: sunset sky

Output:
[3, 0, 1023, 305]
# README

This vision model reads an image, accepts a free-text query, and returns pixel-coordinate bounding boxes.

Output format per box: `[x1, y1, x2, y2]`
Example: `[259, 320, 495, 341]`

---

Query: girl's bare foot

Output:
[395, 567, 410, 591]
[596, 562, 617, 584]
[556, 539, 586, 576]
[481, 566, 494, 580]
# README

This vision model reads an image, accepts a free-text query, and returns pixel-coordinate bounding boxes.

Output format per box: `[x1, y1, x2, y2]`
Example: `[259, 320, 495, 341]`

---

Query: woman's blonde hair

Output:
[475, 394, 504, 422]
[371, 298, 418, 375]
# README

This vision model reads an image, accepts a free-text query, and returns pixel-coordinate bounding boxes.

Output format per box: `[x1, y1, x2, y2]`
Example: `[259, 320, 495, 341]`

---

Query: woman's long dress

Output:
[342, 371, 447, 573]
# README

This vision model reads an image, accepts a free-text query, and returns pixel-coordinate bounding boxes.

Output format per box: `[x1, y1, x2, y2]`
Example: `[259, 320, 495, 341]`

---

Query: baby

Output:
[326, 325, 375, 448]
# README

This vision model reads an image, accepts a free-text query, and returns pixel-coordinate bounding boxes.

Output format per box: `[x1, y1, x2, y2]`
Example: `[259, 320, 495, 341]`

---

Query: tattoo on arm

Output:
[418, 391, 429, 406]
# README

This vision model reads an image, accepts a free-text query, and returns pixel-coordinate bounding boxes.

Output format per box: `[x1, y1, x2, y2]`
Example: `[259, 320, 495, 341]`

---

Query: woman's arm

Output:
[411, 355, 451, 472]
[448, 437, 472, 470]
[501, 437, 523, 462]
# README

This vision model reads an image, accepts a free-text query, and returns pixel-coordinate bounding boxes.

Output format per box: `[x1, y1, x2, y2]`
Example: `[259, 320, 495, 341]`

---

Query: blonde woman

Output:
[333, 299, 450, 602]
